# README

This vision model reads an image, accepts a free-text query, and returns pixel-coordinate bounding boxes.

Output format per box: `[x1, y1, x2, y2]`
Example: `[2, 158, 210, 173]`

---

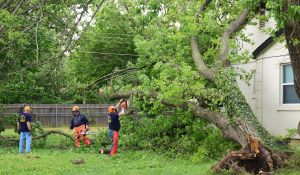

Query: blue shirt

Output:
[18, 112, 32, 132]
[108, 112, 120, 131]
[70, 113, 89, 129]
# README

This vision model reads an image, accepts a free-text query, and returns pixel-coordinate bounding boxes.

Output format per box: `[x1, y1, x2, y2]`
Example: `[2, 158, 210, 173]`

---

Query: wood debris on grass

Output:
[72, 159, 85, 165]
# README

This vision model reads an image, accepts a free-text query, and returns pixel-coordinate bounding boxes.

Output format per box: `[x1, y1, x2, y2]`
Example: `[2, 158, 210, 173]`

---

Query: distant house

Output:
[236, 10, 300, 137]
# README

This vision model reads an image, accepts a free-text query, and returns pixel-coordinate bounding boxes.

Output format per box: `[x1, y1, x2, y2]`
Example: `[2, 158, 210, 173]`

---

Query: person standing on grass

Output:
[70, 106, 91, 148]
[100, 99, 127, 156]
[18, 106, 32, 153]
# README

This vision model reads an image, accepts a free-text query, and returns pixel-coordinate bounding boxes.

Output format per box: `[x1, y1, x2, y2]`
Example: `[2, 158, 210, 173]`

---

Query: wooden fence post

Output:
[55, 104, 58, 127]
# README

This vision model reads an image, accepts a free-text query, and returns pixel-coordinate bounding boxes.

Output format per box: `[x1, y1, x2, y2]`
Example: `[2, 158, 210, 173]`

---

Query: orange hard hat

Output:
[108, 106, 115, 113]
[72, 106, 80, 111]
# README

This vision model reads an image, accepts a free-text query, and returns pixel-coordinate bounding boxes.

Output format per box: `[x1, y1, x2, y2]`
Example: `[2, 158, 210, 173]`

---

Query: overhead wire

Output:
[75, 51, 138, 56]
[231, 53, 296, 66]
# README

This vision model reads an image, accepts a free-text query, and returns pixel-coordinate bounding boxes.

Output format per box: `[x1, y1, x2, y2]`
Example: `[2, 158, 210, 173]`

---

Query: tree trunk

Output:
[283, 0, 300, 98]
[216, 69, 276, 149]
[192, 69, 287, 173]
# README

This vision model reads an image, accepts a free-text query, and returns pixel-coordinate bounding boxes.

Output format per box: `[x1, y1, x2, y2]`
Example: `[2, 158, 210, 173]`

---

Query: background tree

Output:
[65, 1, 137, 103]
[0, 0, 105, 103]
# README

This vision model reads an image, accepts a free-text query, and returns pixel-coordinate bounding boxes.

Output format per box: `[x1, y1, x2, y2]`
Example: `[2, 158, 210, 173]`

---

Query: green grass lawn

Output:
[0, 129, 214, 175]
[0, 148, 215, 175]
[1, 128, 300, 175]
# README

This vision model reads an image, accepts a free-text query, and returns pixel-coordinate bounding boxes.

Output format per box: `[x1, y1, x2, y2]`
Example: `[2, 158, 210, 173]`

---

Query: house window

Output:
[282, 64, 300, 104]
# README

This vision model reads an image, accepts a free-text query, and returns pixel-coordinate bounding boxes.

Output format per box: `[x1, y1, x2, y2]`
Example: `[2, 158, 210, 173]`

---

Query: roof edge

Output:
[252, 29, 284, 59]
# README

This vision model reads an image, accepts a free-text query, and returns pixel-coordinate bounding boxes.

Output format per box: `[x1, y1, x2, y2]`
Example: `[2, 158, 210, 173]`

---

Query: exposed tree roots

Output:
[212, 135, 290, 174]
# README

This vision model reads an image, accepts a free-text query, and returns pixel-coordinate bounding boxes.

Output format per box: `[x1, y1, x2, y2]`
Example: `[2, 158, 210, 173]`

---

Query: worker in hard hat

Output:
[100, 99, 126, 156]
[70, 106, 91, 148]
[17, 106, 32, 153]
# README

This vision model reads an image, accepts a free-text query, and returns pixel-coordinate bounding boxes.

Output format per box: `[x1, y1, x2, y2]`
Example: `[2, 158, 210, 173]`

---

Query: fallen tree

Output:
[103, 0, 293, 174]
[110, 86, 288, 174]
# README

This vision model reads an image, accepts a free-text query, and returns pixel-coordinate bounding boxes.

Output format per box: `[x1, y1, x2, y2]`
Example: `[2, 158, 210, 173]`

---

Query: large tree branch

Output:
[109, 90, 248, 146]
[86, 65, 147, 88]
[219, 9, 250, 66]
[191, 36, 216, 81]
[0, 130, 73, 142]
[110, 91, 135, 100]
[191, 0, 215, 82]
[189, 102, 247, 146]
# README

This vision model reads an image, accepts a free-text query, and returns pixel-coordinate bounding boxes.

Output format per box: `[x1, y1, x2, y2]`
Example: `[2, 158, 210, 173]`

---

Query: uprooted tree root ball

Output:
[212, 135, 291, 174]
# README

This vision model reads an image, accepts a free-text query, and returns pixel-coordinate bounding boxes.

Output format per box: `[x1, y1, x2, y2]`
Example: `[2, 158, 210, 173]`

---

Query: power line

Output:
[78, 38, 134, 44]
[75, 51, 138, 56]
[0, 46, 138, 56]
[254, 53, 290, 61]
[232, 53, 291, 65]
[88, 35, 135, 40]
[91, 32, 136, 37]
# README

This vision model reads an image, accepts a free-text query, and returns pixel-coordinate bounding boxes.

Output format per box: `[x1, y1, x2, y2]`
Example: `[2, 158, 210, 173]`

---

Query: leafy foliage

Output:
[30, 121, 47, 148]
[120, 110, 239, 158]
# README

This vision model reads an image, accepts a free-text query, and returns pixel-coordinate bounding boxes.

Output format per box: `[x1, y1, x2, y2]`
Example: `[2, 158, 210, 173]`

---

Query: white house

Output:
[236, 11, 300, 137]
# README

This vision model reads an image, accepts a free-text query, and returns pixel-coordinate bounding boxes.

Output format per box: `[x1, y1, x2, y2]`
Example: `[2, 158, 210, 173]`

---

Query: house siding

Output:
[236, 14, 300, 137]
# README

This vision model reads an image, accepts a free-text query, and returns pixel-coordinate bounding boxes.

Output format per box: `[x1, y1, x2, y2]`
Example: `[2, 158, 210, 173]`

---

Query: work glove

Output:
[121, 100, 127, 109]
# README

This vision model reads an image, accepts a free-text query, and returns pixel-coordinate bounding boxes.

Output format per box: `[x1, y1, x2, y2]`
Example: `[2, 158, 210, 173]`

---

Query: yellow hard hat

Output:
[72, 106, 80, 111]
[24, 106, 31, 111]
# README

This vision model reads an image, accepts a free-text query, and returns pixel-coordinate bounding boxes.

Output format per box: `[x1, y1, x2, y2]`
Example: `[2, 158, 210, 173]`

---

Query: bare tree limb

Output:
[35, 0, 44, 64]
[12, 0, 24, 15]
[87, 66, 146, 88]
[46, 0, 106, 77]
[0, 0, 24, 33]
[191, 36, 216, 81]
[57, 0, 93, 58]
[0, 0, 13, 9]
[80, 0, 106, 37]
[0, 130, 73, 142]
[195, 0, 212, 22]
[191, 0, 215, 82]
[219, 9, 250, 67]
[23, 0, 46, 33]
